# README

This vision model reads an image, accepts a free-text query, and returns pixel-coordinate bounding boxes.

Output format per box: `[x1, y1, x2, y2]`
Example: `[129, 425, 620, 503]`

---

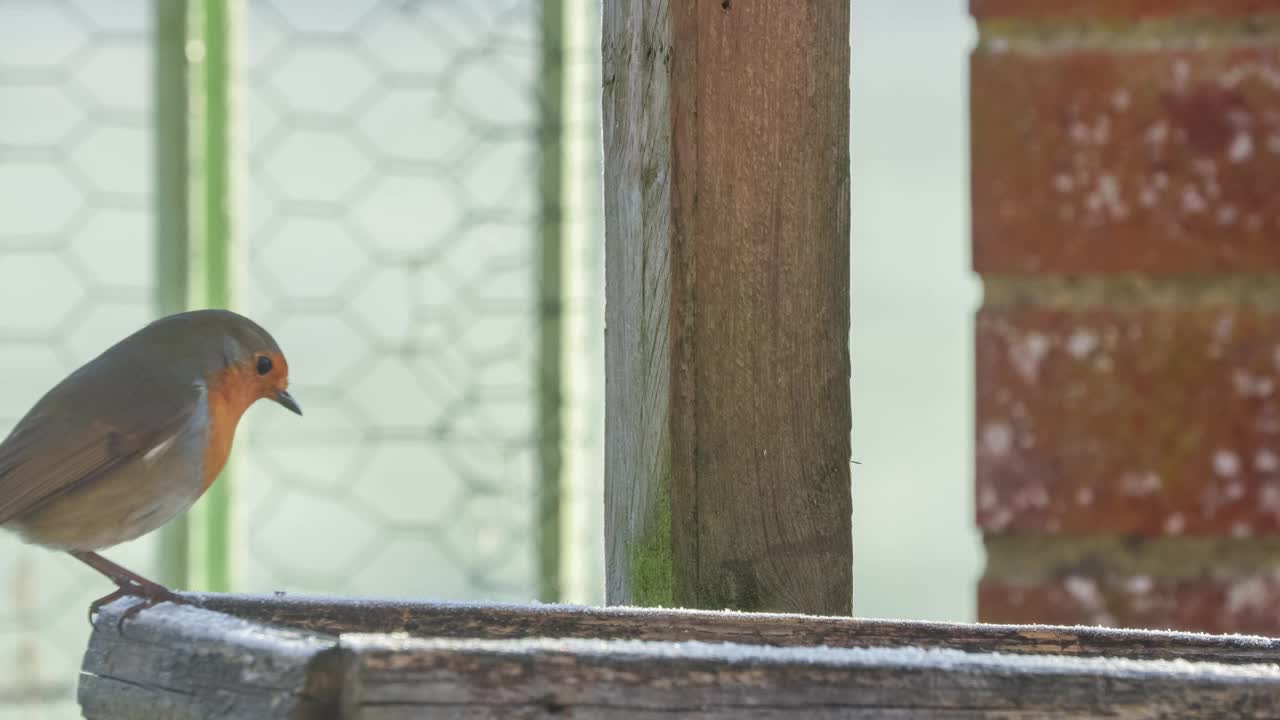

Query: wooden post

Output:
[602, 2, 852, 613]
[536, 0, 566, 604]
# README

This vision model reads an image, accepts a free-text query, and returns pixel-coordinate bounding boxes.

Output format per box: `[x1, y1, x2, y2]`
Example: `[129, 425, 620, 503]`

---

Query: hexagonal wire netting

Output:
[0, 1, 604, 717]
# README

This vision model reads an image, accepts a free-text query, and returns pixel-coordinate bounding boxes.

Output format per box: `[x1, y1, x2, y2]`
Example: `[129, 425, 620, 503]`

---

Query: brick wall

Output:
[972, 2, 1280, 634]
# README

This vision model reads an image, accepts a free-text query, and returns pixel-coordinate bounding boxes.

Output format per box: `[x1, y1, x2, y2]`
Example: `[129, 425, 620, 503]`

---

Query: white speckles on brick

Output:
[1255, 412, 1280, 436]
[1125, 575, 1153, 595]
[1017, 429, 1037, 450]
[1256, 449, 1279, 473]
[1120, 471, 1162, 497]
[1262, 483, 1280, 515]
[1226, 107, 1253, 129]
[982, 422, 1013, 457]
[1181, 184, 1207, 213]
[1139, 185, 1159, 208]
[1054, 173, 1074, 193]
[1173, 59, 1190, 88]
[1221, 62, 1280, 92]
[1229, 131, 1254, 163]
[1214, 315, 1235, 343]
[1010, 332, 1052, 384]
[1215, 450, 1241, 478]
[978, 486, 999, 512]
[1075, 486, 1094, 506]
[1232, 521, 1253, 538]
[1019, 484, 1050, 510]
[1165, 512, 1186, 535]
[1063, 575, 1102, 607]
[1070, 121, 1091, 144]
[1144, 121, 1169, 146]
[1096, 174, 1126, 219]
[1226, 576, 1269, 615]
[985, 508, 1013, 532]
[1225, 481, 1246, 502]
[1232, 369, 1274, 398]
[1193, 158, 1216, 178]
[1062, 575, 1115, 626]
[1267, 132, 1280, 155]
[1111, 89, 1131, 111]
[1216, 204, 1239, 226]
[1066, 329, 1098, 359]
[1091, 116, 1111, 145]
[1200, 483, 1229, 518]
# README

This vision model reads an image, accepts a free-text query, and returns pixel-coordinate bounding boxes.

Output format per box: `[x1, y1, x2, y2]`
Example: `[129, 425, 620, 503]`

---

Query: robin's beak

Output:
[273, 389, 302, 415]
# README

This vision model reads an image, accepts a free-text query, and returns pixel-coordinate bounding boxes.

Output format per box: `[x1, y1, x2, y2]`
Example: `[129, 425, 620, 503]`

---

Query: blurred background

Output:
[0, 0, 980, 716]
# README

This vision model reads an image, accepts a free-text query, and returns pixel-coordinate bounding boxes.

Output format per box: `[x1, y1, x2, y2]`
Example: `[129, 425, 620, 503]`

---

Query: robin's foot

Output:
[73, 550, 198, 630]
[88, 581, 194, 632]
[114, 584, 186, 631]
[86, 588, 129, 625]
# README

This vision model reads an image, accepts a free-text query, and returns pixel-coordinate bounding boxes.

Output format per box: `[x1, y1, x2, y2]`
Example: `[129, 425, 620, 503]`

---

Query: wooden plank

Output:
[78, 595, 1280, 718]
[337, 634, 1280, 719]
[77, 598, 339, 720]
[194, 594, 1280, 664]
[602, 0, 852, 613]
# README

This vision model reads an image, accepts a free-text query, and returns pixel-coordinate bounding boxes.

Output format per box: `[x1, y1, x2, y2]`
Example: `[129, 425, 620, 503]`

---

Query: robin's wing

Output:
[0, 367, 203, 525]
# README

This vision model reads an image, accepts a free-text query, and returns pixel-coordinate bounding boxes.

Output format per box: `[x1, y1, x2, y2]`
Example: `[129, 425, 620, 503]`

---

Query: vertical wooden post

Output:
[603, 1, 852, 613]
[537, 0, 567, 604]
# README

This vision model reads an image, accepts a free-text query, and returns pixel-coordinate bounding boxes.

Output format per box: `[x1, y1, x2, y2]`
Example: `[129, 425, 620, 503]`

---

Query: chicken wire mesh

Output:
[240, 0, 554, 602]
[0, 2, 157, 717]
[0, 0, 604, 716]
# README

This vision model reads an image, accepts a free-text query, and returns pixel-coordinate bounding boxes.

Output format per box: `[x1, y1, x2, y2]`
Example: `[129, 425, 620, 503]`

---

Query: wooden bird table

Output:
[78, 593, 1280, 718]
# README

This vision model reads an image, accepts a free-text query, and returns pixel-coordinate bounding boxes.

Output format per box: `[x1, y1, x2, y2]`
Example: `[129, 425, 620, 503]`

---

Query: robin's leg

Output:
[69, 551, 194, 628]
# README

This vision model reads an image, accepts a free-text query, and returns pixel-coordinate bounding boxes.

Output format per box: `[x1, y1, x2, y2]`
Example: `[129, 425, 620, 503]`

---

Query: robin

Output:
[0, 309, 301, 624]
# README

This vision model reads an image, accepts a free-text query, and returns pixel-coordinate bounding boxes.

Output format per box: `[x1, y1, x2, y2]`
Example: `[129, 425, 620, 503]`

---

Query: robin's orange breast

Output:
[201, 365, 260, 490]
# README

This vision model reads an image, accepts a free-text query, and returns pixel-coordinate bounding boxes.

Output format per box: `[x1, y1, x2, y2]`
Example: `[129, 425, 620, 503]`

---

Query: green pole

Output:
[537, 0, 566, 603]
[195, 0, 242, 593]
[153, 0, 192, 589]
[154, 0, 241, 593]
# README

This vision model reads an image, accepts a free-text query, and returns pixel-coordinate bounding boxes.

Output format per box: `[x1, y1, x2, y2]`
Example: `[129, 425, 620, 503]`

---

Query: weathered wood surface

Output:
[196, 593, 1280, 664]
[78, 598, 339, 720]
[602, 0, 852, 614]
[79, 595, 1280, 719]
[338, 634, 1280, 719]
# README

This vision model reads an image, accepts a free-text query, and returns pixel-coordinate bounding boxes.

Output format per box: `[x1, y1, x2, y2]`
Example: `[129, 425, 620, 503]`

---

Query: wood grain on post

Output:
[602, 0, 853, 612]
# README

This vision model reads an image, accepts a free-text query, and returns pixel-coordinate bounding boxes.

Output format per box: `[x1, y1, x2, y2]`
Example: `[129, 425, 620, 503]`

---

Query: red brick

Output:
[973, 1, 1280, 20]
[972, 47, 1280, 272]
[980, 573, 1280, 634]
[977, 306, 1280, 536]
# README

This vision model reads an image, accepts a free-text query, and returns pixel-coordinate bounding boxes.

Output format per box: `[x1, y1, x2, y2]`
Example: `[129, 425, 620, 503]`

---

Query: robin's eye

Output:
[255, 355, 272, 375]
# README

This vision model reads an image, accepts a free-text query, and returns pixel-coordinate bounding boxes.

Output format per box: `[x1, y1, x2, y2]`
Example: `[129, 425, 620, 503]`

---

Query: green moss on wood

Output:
[628, 471, 673, 607]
